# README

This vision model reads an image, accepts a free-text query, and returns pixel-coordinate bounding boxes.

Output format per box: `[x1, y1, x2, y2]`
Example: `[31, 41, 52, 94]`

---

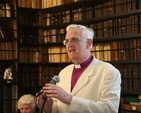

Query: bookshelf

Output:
[0, 0, 18, 112]
[17, 0, 42, 98]
[40, 0, 141, 113]
[0, 0, 141, 112]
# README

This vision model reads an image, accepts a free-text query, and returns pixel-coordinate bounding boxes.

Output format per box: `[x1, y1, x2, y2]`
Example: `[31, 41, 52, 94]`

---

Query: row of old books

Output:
[43, 45, 111, 63]
[42, 0, 78, 8]
[115, 64, 141, 92]
[94, 15, 139, 38]
[41, 67, 61, 78]
[47, 46, 71, 63]
[91, 43, 111, 62]
[42, 14, 139, 40]
[19, 47, 40, 63]
[95, 0, 138, 18]
[120, 96, 141, 112]
[20, 73, 39, 87]
[20, 73, 49, 88]
[121, 95, 141, 110]
[18, 0, 41, 9]
[42, 11, 70, 26]
[122, 75, 141, 92]
[18, 11, 39, 26]
[0, 20, 17, 38]
[42, 29, 65, 43]
[1, 39, 140, 63]
[45, 38, 141, 63]
[18, 0, 78, 9]
[41, 8, 89, 26]
[41, 15, 139, 43]
[3, 85, 17, 99]
[17, 0, 141, 10]
[0, 85, 18, 113]
[0, 27, 4, 38]
[19, 28, 39, 44]
[41, 66, 62, 85]
[0, 42, 17, 60]
[93, 39, 141, 61]
[41, 0, 140, 26]
[3, 100, 17, 113]
[19, 66, 40, 87]
[0, 3, 11, 18]
[42, 8, 82, 26]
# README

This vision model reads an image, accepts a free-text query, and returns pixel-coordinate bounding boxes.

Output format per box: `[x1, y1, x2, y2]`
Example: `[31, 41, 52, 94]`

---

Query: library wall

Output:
[40, 0, 141, 112]
[0, 0, 18, 113]
[0, 0, 141, 113]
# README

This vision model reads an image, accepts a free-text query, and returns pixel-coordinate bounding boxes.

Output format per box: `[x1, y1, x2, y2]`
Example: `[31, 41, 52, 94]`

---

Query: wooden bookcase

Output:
[0, 0, 141, 113]
[17, 0, 42, 98]
[40, 0, 141, 113]
[0, 0, 18, 113]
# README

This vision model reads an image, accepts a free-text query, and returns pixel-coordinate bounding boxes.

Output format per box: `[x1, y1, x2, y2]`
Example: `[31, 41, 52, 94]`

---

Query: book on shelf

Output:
[20, 66, 40, 87]
[0, 3, 5, 17]
[41, 0, 63, 8]
[92, 43, 111, 62]
[120, 64, 141, 92]
[4, 101, 12, 112]
[0, 27, 4, 38]
[120, 97, 125, 104]
[136, 38, 141, 60]
[6, 3, 11, 17]
[127, 95, 141, 106]
[25, 0, 31, 8]
[51, 29, 56, 43]
[0, 3, 11, 18]
[0, 42, 17, 60]
[18, 0, 41, 8]
[31, 0, 36, 8]
[125, 97, 139, 103]
[4, 85, 13, 100]
[21, 0, 26, 7]
[19, 47, 40, 63]
[103, 43, 111, 61]
[130, 102, 141, 106]
[44, 38, 140, 63]
[60, 46, 69, 62]
[114, 0, 136, 14]
[138, 95, 141, 100]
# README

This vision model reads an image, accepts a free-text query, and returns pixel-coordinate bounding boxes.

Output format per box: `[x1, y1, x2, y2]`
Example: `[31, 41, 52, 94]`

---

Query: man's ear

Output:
[86, 39, 92, 48]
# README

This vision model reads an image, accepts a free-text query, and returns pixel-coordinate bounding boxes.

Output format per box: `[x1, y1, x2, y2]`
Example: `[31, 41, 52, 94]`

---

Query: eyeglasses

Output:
[63, 37, 86, 45]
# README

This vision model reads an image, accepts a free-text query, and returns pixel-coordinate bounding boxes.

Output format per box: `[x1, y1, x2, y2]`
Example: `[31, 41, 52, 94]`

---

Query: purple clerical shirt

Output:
[71, 55, 93, 91]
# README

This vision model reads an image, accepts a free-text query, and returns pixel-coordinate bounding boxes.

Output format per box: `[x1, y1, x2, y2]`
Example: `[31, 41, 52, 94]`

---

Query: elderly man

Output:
[37, 24, 121, 113]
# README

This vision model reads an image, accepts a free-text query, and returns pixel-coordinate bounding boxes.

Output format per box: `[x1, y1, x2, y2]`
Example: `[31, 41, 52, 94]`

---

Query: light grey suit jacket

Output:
[52, 57, 121, 113]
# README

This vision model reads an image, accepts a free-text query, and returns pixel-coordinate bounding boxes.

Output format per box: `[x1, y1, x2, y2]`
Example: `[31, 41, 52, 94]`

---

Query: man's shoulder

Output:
[59, 64, 74, 73]
[93, 58, 118, 71]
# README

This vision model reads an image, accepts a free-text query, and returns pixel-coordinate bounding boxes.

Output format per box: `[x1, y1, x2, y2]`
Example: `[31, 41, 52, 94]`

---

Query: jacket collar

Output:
[71, 57, 98, 95]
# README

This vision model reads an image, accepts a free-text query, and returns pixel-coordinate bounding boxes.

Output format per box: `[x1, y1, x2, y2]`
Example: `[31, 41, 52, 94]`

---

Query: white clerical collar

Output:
[74, 64, 81, 69]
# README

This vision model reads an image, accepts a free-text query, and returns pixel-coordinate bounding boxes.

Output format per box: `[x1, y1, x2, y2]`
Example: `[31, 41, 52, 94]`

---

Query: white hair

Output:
[17, 94, 36, 109]
[66, 24, 94, 40]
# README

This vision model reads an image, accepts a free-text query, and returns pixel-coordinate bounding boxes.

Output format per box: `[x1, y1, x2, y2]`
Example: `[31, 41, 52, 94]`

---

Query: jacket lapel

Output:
[71, 59, 98, 95]
[61, 64, 73, 93]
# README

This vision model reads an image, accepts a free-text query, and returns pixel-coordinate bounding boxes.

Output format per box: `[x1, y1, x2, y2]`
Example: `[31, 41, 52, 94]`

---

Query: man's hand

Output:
[43, 84, 72, 105]
[36, 92, 53, 113]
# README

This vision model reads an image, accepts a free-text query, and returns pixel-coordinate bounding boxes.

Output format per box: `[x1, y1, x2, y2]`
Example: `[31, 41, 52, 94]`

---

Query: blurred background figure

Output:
[18, 94, 38, 113]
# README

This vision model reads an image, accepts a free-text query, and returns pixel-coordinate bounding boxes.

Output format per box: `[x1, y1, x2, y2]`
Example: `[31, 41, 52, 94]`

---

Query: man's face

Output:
[65, 28, 89, 64]
[20, 104, 35, 113]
